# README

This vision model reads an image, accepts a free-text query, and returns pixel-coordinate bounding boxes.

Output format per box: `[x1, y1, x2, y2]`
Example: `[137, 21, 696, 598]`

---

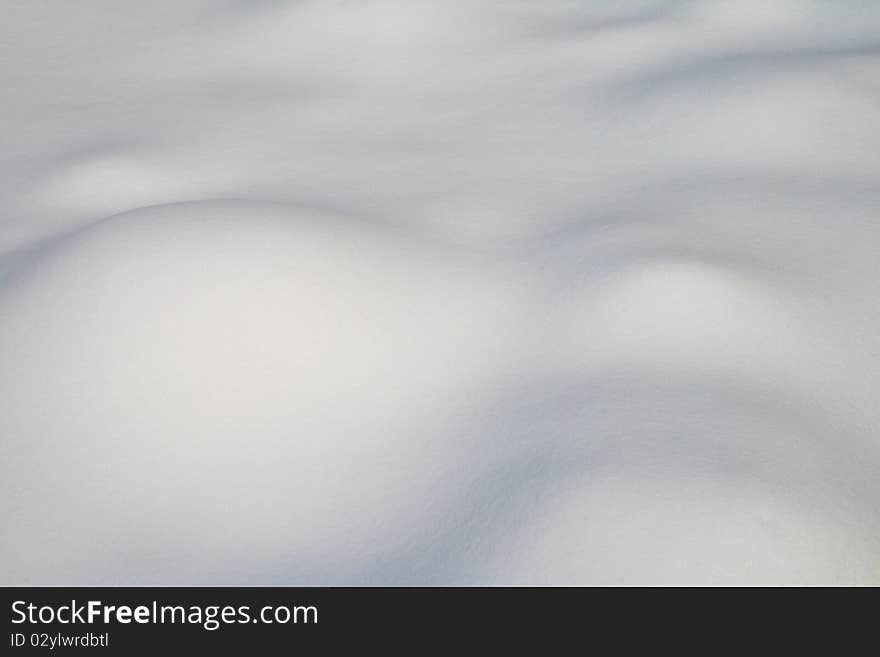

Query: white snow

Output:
[1, 1, 879, 584]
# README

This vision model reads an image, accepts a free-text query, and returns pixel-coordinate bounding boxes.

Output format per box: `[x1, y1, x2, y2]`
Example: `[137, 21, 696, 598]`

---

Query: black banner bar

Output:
[1, 586, 861, 651]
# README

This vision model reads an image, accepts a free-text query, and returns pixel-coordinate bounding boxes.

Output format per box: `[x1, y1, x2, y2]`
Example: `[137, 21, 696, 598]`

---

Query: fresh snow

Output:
[1, 1, 879, 585]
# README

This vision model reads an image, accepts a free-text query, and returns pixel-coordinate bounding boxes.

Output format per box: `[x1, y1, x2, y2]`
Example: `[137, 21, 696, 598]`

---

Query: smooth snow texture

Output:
[1, 1, 879, 585]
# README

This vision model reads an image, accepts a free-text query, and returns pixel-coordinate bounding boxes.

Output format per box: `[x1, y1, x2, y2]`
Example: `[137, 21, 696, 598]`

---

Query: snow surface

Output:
[1, 1, 879, 585]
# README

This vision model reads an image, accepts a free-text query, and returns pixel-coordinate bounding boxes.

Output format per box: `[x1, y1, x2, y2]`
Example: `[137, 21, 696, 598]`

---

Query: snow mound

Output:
[2, 1, 879, 584]
[0, 200, 522, 583]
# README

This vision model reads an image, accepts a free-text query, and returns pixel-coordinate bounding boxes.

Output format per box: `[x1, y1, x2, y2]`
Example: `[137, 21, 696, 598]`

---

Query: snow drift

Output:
[1, 1, 879, 584]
